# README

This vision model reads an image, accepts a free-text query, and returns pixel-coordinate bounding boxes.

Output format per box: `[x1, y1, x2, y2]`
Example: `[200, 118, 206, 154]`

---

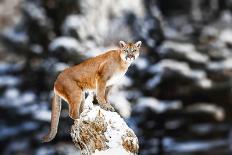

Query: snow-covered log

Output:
[70, 93, 139, 155]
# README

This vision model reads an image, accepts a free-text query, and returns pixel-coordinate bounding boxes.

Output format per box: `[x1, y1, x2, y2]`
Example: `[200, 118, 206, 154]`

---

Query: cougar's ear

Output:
[135, 41, 142, 48]
[119, 41, 126, 48]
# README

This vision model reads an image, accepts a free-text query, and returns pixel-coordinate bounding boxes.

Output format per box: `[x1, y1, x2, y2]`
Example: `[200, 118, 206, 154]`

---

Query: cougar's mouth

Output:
[126, 55, 135, 61]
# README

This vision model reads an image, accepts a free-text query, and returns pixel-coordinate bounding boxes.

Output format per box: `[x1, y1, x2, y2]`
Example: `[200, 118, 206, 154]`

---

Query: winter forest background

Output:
[0, 0, 232, 155]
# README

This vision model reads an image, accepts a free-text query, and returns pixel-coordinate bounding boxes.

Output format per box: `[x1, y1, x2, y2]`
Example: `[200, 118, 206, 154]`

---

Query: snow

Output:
[34, 109, 51, 122]
[159, 41, 209, 63]
[0, 122, 38, 139]
[186, 103, 225, 121]
[31, 101, 52, 121]
[222, 59, 232, 69]
[163, 26, 181, 40]
[106, 76, 132, 117]
[198, 79, 212, 88]
[201, 26, 218, 38]
[74, 94, 138, 155]
[30, 44, 43, 54]
[18, 104, 37, 115]
[109, 91, 131, 118]
[56, 143, 80, 155]
[165, 120, 183, 130]
[62, 15, 81, 35]
[66, 0, 145, 44]
[116, 75, 132, 87]
[22, 2, 46, 24]
[5, 140, 29, 153]
[93, 148, 133, 155]
[146, 59, 212, 89]
[2, 28, 28, 43]
[220, 10, 232, 23]
[165, 139, 227, 153]
[0, 90, 36, 107]
[146, 74, 162, 89]
[35, 146, 56, 155]
[83, 45, 115, 58]
[20, 92, 36, 103]
[0, 63, 23, 74]
[4, 88, 19, 98]
[190, 124, 228, 135]
[134, 57, 149, 70]
[0, 75, 21, 87]
[54, 62, 69, 72]
[148, 59, 191, 74]
[49, 37, 82, 52]
[208, 58, 232, 70]
[191, 124, 213, 134]
[219, 29, 232, 44]
[134, 97, 182, 113]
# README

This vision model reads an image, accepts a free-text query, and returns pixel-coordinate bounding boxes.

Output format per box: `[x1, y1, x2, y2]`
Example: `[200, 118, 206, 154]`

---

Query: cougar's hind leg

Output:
[64, 81, 83, 120]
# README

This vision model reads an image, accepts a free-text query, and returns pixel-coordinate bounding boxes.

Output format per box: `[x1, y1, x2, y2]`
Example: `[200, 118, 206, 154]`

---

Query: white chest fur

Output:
[106, 71, 126, 86]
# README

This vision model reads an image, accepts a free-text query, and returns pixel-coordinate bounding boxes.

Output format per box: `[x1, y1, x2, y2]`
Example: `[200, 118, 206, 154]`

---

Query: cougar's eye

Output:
[124, 49, 128, 53]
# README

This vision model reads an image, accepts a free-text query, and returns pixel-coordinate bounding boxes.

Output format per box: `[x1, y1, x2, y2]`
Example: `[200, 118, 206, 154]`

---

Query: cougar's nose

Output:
[127, 54, 134, 58]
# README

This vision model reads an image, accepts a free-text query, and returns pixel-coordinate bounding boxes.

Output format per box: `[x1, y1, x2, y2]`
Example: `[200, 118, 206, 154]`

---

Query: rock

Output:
[48, 36, 86, 62]
[219, 29, 232, 45]
[134, 97, 182, 114]
[208, 58, 232, 71]
[62, 15, 82, 38]
[185, 103, 225, 121]
[49, 37, 81, 52]
[1, 0, 232, 155]
[159, 41, 209, 65]
[1, 28, 28, 45]
[61, 0, 144, 44]
[22, 2, 47, 27]
[146, 59, 212, 90]
[0, 0, 21, 30]
[70, 94, 139, 155]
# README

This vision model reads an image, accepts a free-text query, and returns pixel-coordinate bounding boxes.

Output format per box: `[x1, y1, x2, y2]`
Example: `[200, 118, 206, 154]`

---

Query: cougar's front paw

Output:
[100, 104, 115, 112]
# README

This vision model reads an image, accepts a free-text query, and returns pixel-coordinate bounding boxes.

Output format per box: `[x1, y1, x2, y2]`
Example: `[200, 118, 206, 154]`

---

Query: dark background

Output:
[0, 0, 232, 155]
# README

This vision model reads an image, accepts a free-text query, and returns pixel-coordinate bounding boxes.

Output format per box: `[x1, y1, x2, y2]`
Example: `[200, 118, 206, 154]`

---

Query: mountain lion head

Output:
[119, 41, 142, 63]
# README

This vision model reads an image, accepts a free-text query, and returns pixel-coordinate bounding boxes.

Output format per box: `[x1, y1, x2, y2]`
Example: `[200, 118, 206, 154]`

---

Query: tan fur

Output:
[42, 41, 141, 142]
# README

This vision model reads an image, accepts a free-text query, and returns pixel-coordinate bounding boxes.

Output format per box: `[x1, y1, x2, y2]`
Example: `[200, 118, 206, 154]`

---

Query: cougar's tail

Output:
[42, 92, 61, 142]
